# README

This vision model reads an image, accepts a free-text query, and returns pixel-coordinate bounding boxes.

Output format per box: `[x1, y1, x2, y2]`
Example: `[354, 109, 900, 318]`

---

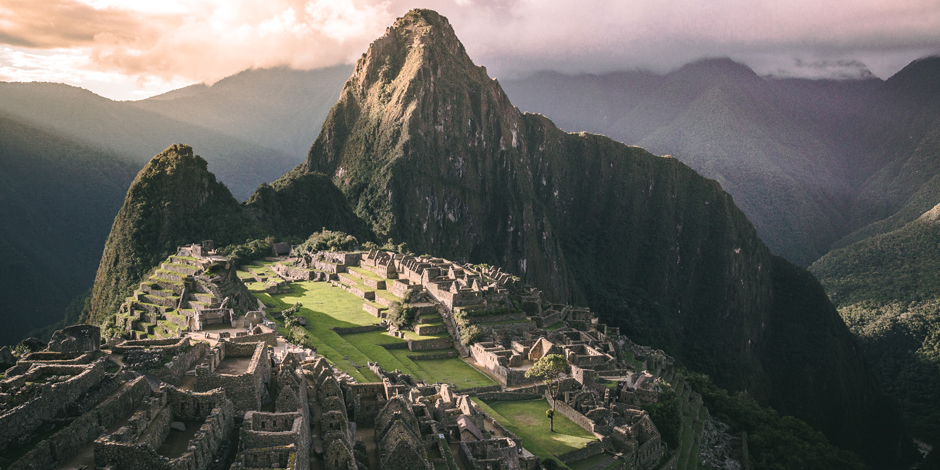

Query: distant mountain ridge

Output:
[500, 57, 940, 267]
[131, 65, 353, 158]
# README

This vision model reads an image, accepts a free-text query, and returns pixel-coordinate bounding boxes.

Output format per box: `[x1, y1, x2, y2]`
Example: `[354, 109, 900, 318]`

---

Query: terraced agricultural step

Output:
[156, 269, 187, 282]
[161, 262, 200, 276]
[138, 294, 179, 308]
[170, 255, 200, 267]
[414, 323, 447, 335]
[190, 293, 215, 303]
[150, 278, 185, 294]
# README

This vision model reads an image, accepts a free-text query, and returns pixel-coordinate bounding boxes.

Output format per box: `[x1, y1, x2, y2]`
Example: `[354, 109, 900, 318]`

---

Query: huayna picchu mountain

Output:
[88, 144, 370, 326]
[89, 144, 264, 324]
[86, 9, 913, 467]
[288, 9, 910, 466]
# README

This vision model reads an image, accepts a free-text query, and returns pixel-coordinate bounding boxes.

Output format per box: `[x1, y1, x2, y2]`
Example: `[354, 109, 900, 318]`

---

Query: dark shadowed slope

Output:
[0, 113, 138, 344]
[812, 205, 940, 444]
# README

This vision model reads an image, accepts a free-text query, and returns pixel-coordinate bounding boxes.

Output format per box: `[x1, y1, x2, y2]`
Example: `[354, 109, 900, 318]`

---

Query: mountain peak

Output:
[306, 9, 520, 234]
[670, 57, 760, 83]
[350, 8, 485, 98]
[886, 55, 940, 98]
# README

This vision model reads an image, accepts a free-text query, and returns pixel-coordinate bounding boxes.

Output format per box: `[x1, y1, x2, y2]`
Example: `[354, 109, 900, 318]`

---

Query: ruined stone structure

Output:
[194, 341, 272, 413]
[94, 386, 235, 470]
[46, 324, 100, 354]
[117, 244, 256, 339]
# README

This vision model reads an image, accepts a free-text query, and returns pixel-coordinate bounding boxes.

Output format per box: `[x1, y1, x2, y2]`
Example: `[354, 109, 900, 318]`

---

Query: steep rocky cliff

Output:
[295, 9, 909, 465]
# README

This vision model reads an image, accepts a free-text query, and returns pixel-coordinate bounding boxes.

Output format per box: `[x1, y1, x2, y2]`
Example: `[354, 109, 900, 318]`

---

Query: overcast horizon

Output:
[2, 0, 939, 101]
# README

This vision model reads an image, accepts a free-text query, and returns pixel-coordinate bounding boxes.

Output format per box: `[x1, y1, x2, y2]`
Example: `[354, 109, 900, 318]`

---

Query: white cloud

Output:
[2, 0, 940, 100]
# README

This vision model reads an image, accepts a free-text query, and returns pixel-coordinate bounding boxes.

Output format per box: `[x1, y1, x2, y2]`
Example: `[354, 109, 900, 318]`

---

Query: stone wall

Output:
[9, 378, 149, 470]
[312, 258, 344, 274]
[273, 263, 316, 281]
[228, 327, 277, 347]
[15, 352, 92, 370]
[320, 252, 361, 265]
[348, 286, 374, 301]
[414, 323, 447, 335]
[194, 342, 271, 413]
[465, 312, 527, 325]
[406, 337, 453, 351]
[113, 337, 188, 354]
[406, 351, 457, 360]
[474, 391, 543, 401]
[557, 440, 604, 464]
[331, 325, 384, 335]
[232, 445, 297, 470]
[239, 411, 308, 470]
[345, 383, 387, 424]
[362, 303, 386, 318]
[453, 384, 501, 395]
[94, 392, 234, 470]
[545, 392, 600, 435]
[539, 311, 564, 328]
[0, 360, 106, 452]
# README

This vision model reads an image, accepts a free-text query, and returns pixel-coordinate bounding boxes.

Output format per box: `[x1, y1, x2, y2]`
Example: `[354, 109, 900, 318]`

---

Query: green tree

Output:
[643, 387, 681, 448]
[461, 325, 482, 346]
[387, 301, 416, 329]
[525, 354, 568, 432]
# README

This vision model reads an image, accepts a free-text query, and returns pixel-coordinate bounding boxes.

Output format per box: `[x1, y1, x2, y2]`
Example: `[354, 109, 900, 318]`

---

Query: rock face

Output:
[296, 9, 909, 466]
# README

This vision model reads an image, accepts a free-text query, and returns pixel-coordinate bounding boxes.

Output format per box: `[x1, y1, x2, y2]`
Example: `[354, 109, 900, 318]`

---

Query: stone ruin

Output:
[118, 243, 257, 340]
[46, 324, 100, 354]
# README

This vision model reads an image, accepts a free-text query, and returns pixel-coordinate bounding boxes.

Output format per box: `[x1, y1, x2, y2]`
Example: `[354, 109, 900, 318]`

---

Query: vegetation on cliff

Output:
[687, 373, 867, 470]
[0, 114, 138, 344]
[812, 213, 940, 444]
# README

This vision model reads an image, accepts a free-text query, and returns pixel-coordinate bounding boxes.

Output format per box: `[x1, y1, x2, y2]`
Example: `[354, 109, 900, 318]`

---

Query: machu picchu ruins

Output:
[0, 241, 715, 470]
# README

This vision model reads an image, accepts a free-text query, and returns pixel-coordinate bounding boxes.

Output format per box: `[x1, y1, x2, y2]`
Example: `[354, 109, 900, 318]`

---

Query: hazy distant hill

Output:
[0, 82, 300, 201]
[0, 112, 138, 345]
[132, 66, 352, 158]
[836, 57, 940, 247]
[501, 60, 891, 266]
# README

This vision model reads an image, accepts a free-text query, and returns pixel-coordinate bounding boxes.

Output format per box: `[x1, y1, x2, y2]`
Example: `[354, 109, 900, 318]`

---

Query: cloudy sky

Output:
[2, 0, 939, 100]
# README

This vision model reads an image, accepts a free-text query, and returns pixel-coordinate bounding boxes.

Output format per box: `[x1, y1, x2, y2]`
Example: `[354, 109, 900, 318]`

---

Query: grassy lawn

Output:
[545, 321, 566, 331]
[348, 266, 385, 282]
[402, 330, 451, 341]
[375, 289, 402, 303]
[260, 281, 383, 382]
[471, 398, 596, 466]
[251, 280, 494, 388]
[568, 453, 619, 470]
[343, 331, 494, 387]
